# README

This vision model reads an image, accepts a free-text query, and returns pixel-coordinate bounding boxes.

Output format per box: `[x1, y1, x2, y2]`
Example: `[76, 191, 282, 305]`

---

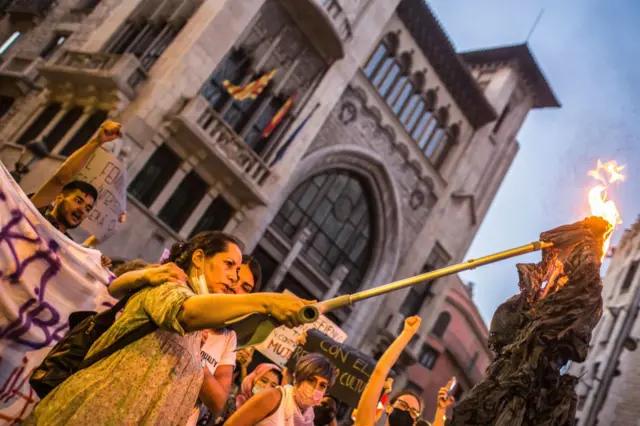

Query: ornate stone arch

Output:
[277, 145, 402, 298]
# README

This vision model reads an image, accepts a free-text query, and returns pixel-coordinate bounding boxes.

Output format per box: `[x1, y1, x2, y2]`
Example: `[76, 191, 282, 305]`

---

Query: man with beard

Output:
[28, 120, 122, 266]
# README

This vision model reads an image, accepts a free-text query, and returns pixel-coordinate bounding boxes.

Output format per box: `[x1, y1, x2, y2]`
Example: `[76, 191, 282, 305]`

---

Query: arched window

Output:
[417, 114, 436, 149]
[386, 75, 407, 107]
[392, 81, 413, 114]
[399, 94, 418, 124]
[364, 33, 399, 83]
[273, 171, 374, 295]
[377, 61, 401, 98]
[363, 43, 388, 78]
[425, 127, 445, 157]
[405, 99, 425, 134]
[432, 311, 451, 338]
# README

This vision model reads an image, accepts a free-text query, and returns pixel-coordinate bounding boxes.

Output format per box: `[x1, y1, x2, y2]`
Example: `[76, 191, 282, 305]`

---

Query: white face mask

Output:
[252, 384, 265, 396]
[191, 268, 209, 295]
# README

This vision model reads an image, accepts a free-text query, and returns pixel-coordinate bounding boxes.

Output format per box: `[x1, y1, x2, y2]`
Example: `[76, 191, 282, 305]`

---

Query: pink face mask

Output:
[296, 381, 325, 407]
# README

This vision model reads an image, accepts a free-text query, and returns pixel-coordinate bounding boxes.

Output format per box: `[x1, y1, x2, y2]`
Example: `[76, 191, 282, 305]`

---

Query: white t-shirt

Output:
[185, 329, 237, 426]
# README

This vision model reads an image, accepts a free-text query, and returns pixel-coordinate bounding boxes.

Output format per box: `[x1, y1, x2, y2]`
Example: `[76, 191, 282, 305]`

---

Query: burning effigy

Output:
[450, 160, 624, 426]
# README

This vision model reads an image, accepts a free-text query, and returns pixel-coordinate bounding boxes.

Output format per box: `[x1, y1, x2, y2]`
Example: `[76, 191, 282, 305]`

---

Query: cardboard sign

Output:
[254, 290, 347, 367]
[75, 148, 127, 241]
[286, 329, 387, 408]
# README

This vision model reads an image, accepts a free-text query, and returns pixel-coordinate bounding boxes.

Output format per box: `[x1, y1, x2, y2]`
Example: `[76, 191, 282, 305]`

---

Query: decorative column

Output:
[265, 226, 313, 292]
[149, 161, 193, 214]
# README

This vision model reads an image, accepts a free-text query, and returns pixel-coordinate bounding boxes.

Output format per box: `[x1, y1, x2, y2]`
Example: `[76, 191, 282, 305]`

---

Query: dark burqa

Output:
[451, 217, 610, 426]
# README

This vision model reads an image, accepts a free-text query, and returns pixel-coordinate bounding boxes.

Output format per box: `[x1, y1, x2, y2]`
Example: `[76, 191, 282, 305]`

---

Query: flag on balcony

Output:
[223, 69, 277, 101]
[261, 92, 297, 138]
[270, 102, 320, 167]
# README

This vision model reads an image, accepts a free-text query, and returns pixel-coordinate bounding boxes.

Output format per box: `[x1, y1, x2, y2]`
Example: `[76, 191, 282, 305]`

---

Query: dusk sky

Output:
[428, 0, 640, 324]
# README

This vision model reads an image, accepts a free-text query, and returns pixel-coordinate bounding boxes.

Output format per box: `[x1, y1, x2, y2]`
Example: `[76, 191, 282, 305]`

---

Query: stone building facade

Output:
[570, 216, 640, 426]
[0, 0, 559, 418]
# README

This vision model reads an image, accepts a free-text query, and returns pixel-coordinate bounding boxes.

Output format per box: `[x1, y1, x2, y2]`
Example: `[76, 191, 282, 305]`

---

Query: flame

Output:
[588, 159, 624, 257]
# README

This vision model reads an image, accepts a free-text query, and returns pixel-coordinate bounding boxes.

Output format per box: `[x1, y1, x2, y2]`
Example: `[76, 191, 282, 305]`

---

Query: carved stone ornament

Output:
[339, 101, 357, 125]
[409, 189, 425, 210]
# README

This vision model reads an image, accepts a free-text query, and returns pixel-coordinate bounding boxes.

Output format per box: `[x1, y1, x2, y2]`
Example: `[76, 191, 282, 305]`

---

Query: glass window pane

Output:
[189, 196, 235, 237]
[326, 174, 348, 202]
[412, 112, 430, 143]
[393, 83, 413, 115]
[425, 128, 444, 157]
[61, 110, 108, 156]
[312, 199, 332, 226]
[430, 133, 450, 166]
[405, 101, 424, 133]
[17, 103, 62, 146]
[419, 117, 437, 148]
[363, 43, 388, 78]
[336, 223, 355, 250]
[400, 95, 418, 124]
[128, 145, 181, 207]
[372, 58, 393, 87]
[378, 63, 400, 98]
[298, 184, 319, 211]
[158, 171, 208, 231]
[44, 106, 84, 151]
[386, 76, 406, 105]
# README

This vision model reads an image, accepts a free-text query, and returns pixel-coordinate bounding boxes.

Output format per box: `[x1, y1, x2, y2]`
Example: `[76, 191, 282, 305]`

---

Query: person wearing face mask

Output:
[108, 254, 265, 426]
[187, 255, 264, 425]
[236, 363, 283, 409]
[385, 391, 423, 426]
[24, 231, 314, 426]
[354, 316, 422, 426]
[225, 353, 337, 426]
[313, 395, 339, 426]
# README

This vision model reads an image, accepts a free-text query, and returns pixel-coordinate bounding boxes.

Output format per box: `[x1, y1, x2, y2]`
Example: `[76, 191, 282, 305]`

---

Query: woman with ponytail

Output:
[26, 231, 313, 426]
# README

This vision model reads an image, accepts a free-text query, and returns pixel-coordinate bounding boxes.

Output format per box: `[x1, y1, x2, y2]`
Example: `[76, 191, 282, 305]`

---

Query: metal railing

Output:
[319, 0, 352, 41]
[178, 96, 271, 187]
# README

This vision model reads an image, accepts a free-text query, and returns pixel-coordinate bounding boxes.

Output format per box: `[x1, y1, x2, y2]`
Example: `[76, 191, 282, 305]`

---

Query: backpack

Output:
[29, 294, 156, 399]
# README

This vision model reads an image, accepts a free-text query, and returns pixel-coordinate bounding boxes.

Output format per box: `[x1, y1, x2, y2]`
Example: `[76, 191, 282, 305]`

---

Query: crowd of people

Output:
[3, 120, 458, 425]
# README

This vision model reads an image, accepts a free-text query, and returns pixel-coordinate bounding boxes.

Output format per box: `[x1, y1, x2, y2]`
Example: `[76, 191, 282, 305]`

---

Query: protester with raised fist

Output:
[355, 316, 423, 426]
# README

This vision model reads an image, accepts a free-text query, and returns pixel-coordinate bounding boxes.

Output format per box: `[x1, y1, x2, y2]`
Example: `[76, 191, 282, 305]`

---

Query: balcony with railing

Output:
[279, 0, 352, 61]
[0, 55, 42, 97]
[167, 95, 271, 207]
[38, 50, 147, 100]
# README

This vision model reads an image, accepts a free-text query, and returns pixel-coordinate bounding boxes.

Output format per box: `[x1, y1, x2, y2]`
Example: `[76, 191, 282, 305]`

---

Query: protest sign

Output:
[74, 148, 127, 241]
[286, 329, 389, 408]
[254, 290, 347, 367]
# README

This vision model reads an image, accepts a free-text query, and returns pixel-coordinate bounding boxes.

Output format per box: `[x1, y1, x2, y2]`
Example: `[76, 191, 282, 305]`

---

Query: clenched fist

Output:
[97, 120, 122, 144]
[265, 293, 316, 329]
[403, 315, 421, 334]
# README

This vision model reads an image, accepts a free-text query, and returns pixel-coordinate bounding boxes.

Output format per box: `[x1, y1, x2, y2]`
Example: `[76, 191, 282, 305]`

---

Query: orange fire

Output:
[587, 159, 624, 256]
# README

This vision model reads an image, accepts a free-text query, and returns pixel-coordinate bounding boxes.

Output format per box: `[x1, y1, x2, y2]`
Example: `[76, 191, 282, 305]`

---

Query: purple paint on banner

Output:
[0, 196, 67, 349]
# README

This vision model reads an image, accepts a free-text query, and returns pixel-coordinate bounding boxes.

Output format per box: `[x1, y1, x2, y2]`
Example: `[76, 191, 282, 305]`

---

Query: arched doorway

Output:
[272, 170, 374, 296]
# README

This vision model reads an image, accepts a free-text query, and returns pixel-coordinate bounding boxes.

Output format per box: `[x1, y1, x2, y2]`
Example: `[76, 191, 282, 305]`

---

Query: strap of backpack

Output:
[79, 321, 157, 370]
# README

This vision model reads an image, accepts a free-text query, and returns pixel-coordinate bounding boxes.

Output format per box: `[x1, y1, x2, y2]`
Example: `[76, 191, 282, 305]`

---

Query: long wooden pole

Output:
[296, 240, 554, 323]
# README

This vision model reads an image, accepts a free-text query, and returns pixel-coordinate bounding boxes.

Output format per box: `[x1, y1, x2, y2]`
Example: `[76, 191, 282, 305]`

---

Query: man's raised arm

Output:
[29, 120, 122, 209]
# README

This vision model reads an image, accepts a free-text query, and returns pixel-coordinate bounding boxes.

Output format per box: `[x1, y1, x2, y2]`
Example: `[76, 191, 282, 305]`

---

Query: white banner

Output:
[75, 148, 127, 241]
[0, 162, 116, 424]
[255, 290, 347, 367]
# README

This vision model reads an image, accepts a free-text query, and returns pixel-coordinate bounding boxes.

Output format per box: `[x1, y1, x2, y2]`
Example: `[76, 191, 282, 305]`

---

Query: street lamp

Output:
[10, 139, 49, 183]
